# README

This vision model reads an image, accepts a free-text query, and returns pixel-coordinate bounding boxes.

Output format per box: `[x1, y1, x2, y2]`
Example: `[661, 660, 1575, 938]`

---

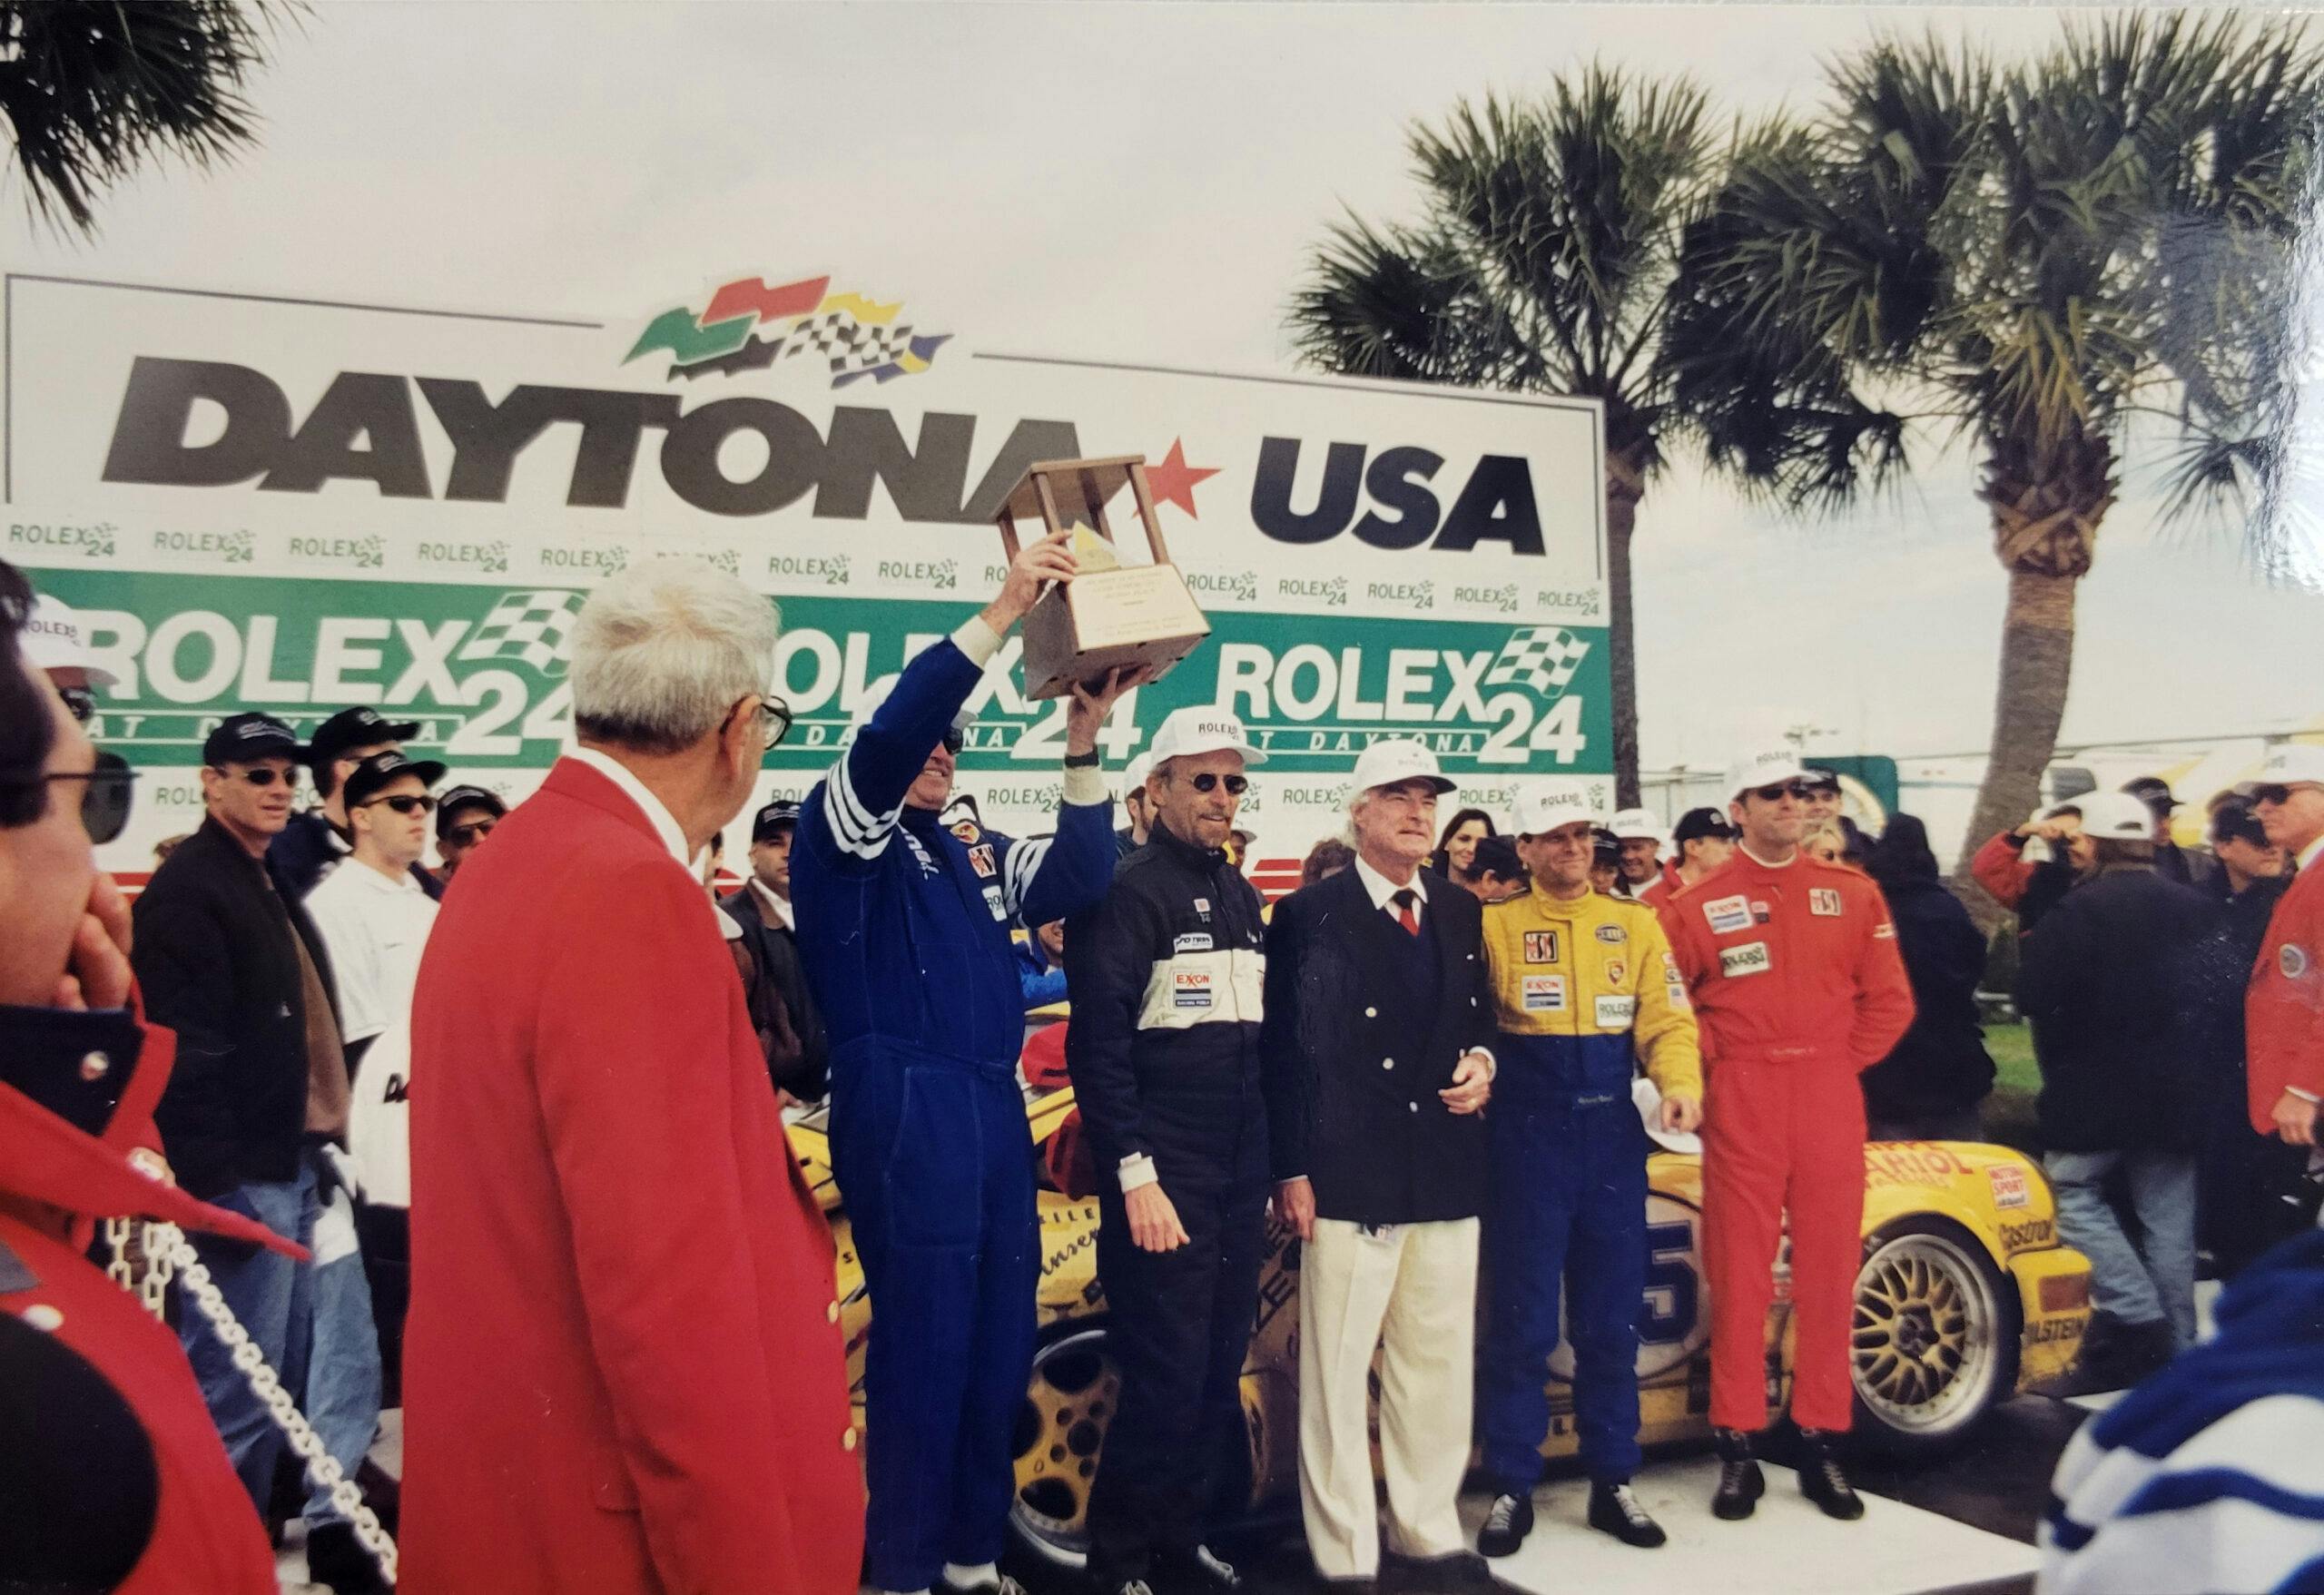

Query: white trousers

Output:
[1297, 1215, 1480, 1580]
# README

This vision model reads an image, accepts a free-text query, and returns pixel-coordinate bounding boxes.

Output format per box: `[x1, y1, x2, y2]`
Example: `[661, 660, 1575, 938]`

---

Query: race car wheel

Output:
[1849, 1217, 2020, 1456]
[1009, 1322, 1118, 1568]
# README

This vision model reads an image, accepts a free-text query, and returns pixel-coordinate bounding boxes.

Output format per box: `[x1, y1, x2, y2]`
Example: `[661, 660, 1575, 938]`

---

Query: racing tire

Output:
[1009, 1320, 1118, 1570]
[1848, 1216, 2021, 1458]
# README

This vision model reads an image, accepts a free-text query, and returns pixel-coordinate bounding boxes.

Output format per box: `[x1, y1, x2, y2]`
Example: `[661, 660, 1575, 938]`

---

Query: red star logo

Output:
[1145, 438, 1220, 518]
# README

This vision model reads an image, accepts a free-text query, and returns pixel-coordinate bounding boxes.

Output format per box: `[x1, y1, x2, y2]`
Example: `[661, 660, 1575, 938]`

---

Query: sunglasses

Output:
[16, 753, 139, 843]
[940, 728, 966, 756]
[361, 793, 438, 816]
[1748, 782, 1813, 802]
[2254, 783, 2321, 807]
[444, 818, 497, 846]
[58, 685, 96, 724]
[1184, 773, 1249, 795]
[221, 765, 301, 790]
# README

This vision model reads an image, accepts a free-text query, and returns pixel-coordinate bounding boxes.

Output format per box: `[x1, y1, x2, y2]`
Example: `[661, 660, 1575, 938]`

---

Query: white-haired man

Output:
[402, 558, 862, 1594]
[793, 531, 1143, 1595]
[1066, 705, 1272, 1595]
[1261, 739, 1495, 1586]
[2250, 745, 2324, 1151]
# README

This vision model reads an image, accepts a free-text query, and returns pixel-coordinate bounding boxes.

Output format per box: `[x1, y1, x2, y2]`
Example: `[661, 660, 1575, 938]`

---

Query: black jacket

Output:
[2194, 871, 2290, 1075]
[133, 817, 341, 1198]
[1063, 822, 1267, 1186]
[1861, 876, 1996, 1121]
[1261, 868, 1494, 1225]
[2019, 865, 2216, 1154]
[718, 886, 831, 1102]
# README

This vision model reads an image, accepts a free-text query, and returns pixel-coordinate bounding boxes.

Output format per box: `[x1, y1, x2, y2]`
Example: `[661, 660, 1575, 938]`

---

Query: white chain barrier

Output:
[107, 1217, 399, 1586]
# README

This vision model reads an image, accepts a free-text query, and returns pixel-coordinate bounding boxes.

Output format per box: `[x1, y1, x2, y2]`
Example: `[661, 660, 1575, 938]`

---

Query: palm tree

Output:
[0, 1, 286, 235]
[1669, 13, 2321, 884]
[1288, 70, 1732, 806]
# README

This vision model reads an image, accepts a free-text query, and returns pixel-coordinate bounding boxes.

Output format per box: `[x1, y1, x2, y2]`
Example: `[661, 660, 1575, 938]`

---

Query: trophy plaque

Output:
[995, 454, 1212, 700]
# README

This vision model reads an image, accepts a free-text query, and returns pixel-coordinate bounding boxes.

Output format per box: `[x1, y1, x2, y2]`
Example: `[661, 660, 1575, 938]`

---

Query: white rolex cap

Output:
[1725, 747, 1807, 800]
[1147, 705, 1265, 767]
[2259, 743, 2324, 788]
[2075, 790, 2155, 841]
[24, 594, 119, 687]
[1351, 738, 1455, 797]
[1610, 806, 1668, 845]
[1513, 778, 1605, 836]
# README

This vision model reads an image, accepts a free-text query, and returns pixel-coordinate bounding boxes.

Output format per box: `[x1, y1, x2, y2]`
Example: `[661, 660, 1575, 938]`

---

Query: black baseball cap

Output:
[309, 706, 421, 768]
[435, 784, 507, 837]
[1673, 806, 1738, 845]
[2211, 799, 2269, 852]
[2122, 775, 2181, 815]
[202, 712, 304, 766]
[751, 800, 801, 842]
[343, 750, 446, 810]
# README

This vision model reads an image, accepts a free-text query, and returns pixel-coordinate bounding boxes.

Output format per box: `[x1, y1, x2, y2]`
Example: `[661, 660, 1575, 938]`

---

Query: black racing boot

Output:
[1586, 1481, 1668, 1548]
[1152, 1545, 1242, 1595]
[1796, 1429, 1866, 1521]
[1475, 1492, 1534, 1558]
[303, 1521, 390, 1595]
[1711, 1428, 1765, 1521]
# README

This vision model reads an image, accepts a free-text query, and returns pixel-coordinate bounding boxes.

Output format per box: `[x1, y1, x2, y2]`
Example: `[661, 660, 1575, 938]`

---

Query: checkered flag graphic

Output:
[1484, 626, 1590, 695]
[460, 590, 586, 676]
[779, 311, 918, 376]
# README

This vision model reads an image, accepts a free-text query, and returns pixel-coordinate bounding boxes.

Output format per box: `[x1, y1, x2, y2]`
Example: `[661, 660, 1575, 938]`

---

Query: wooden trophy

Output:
[995, 455, 1212, 700]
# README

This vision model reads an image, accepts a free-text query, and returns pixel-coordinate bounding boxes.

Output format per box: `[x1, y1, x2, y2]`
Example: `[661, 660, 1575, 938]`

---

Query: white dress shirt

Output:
[1353, 854, 1429, 925]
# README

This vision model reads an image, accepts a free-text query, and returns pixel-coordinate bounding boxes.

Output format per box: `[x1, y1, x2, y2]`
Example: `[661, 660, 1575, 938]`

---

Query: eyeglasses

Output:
[361, 793, 438, 816]
[1183, 773, 1249, 795]
[1748, 782, 1812, 803]
[58, 685, 96, 724]
[219, 765, 300, 790]
[2254, 783, 2322, 807]
[6, 753, 138, 843]
[755, 694, 793, 754]
[444, 818, 497, 846]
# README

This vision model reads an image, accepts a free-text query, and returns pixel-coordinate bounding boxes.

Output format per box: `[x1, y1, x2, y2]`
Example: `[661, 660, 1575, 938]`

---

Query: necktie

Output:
[1391, 888, 1420, 936]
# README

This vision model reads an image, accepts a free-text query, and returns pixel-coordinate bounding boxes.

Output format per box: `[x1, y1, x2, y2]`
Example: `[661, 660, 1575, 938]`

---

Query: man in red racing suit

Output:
[1659, 748, 1914, 1524]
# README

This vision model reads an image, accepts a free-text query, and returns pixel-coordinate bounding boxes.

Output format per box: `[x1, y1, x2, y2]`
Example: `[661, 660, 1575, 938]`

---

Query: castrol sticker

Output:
[1521, 975, 1569, 1012]
[1704, 895, 1752, 935]
[1718, 941, 1772, 979]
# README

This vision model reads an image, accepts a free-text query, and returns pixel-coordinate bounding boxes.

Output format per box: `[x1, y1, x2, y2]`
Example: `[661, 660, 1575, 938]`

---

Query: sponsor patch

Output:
[1595, 994, 1637, 1029]
[1194, 897, 1212, 922]
[1809, 888, 1842, 917]
[950, 820, 982, 845]
[967, 842, 998, 879]
[1521, 974, 1569, 1013]
[2284, 943, 2311, 979]
[1173, 971, 1214, 1009]
[1704, 895, 1752, 935]
[1174, 931, 1215, 954]
[980, 883, 1008, 921]
[1874, 922, 1896, 940]
[1596, 924, 1627, 945]
[1988, 1165, 2031, 1210]
[1666, 981, 1691, 1010]
[1718, 940, 1771, 979]
[1523, 930, 1561, 964]
[1750, 900, 1771, 924]
[1606, 961, 1627, 985]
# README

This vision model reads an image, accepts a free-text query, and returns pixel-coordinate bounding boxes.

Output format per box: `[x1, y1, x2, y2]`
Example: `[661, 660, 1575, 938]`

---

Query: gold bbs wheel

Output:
[1851, 1219, 2018, 1455]
[1011, 1325, 1119, 1566]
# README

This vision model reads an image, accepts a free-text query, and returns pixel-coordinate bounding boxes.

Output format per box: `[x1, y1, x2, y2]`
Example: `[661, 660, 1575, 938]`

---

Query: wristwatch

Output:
[1063, 750, 1101, 769]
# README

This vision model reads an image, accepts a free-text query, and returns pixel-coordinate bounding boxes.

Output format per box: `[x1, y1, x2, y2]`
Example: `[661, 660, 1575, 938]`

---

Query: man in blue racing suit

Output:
[794, 529, 1142, 1595]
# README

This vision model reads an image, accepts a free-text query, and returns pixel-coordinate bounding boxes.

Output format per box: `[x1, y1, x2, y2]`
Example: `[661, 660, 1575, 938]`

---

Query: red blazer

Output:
[2248, 858, 2324, 1134]
[401, 758, 862, 1595]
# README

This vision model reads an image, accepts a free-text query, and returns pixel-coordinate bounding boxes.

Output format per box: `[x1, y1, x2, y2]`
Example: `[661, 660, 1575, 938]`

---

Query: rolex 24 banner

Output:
[3, 271, 1609, 872]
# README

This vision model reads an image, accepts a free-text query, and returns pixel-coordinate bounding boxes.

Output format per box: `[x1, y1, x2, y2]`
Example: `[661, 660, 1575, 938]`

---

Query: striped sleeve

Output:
[2040, 1395, 2324, 1595]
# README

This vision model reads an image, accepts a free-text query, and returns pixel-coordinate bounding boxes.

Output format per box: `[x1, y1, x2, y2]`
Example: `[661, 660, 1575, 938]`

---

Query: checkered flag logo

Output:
[778, 311, 921, 376]
[460, 590, 585, 676]
[1484, 626, 1590, 695]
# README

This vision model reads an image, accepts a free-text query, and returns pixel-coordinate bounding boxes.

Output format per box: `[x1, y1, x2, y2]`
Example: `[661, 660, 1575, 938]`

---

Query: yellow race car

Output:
[786, 1080, 2090, 1568]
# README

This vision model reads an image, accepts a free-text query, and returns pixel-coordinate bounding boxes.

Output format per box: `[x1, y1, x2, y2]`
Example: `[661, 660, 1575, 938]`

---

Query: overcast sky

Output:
[7, 0, 2319, 770]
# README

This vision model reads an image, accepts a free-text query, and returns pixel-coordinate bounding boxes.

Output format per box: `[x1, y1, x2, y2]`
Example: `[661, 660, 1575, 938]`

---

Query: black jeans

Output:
[1087, 1127, 1268, 1584]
